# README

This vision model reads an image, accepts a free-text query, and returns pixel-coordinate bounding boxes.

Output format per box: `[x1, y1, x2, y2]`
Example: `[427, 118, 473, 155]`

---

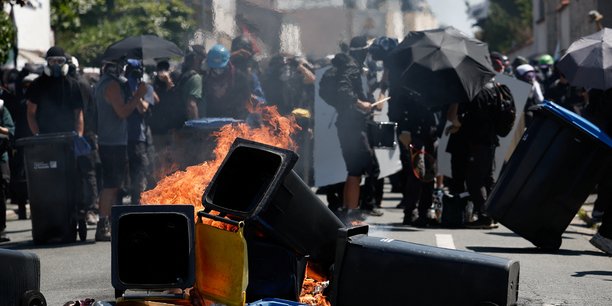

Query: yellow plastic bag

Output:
[194, 211, 248, 306]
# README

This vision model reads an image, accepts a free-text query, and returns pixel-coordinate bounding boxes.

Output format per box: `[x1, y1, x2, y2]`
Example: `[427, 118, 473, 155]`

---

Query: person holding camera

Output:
[124, 59, 153, 205]
[94, 58, 148, 241]
[0, 98, 15, 243]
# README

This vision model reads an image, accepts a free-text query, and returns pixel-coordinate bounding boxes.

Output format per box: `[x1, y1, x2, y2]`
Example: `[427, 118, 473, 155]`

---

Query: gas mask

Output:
[210, 68, 226, 77]
[279, 65, 293, 82]
[44, 56, 69, 77]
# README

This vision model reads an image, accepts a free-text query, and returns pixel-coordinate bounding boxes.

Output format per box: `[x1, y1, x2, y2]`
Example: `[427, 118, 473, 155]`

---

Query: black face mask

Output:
[349, 49, 368, 67]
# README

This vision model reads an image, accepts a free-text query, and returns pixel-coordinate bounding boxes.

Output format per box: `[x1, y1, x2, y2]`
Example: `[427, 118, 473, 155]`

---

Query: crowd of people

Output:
[0, 33, 609, 255]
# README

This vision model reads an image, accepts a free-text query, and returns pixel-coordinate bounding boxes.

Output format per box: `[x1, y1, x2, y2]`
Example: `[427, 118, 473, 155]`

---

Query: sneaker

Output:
[411, 217, 429, 228]
[465, 216, 499, 229]
[590, 233, 612, 256]
[95, 218, 111, 242]
[86, 211, 99, 226]
[0, 230, 10, 243]
[362, 208, 384, 217]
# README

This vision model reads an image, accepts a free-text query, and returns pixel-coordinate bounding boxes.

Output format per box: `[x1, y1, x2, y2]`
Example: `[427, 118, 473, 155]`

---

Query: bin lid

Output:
[184, 117, 243, 129]
[15, 132, 77, 147]
[542, 101, 612, 149]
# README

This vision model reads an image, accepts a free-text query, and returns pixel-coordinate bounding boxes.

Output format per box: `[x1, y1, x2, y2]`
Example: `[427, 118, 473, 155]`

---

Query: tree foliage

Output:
[473, 0, 532, 53]
[52, 0, 197, 66]
[0, 10, 15, 65]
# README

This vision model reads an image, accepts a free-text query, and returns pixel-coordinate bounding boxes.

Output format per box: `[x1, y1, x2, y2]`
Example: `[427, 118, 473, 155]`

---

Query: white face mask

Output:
[210, 68, 226, 76]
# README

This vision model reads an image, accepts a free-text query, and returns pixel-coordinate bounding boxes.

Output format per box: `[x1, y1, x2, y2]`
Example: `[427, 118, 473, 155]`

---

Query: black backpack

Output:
[319, 67, 340, 109]
[492, 83, 516, 137]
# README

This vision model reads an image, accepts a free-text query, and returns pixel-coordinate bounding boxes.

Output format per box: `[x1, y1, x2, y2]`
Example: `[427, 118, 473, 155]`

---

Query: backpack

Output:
[319, 67, 340, 109]
[492, 83, 516, 137]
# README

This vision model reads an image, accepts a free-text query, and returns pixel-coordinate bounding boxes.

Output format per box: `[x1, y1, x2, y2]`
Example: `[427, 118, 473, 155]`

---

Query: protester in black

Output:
[0, 102, 15, 242]
[584, 88, 612, 255]
[447, 81, 501, 229]
[26, 47, 84, 136]
[320, 36, 378, 224]
[67, 56, 100, 226]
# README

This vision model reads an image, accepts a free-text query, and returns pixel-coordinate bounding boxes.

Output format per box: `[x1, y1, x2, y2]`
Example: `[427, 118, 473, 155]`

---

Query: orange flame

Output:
[300, 263, 332, 306]
[141, 106, 300, 219]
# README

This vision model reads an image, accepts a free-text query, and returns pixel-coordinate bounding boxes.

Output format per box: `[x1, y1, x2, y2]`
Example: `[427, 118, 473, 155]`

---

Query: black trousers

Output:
[596, 169, 612, 238]
[465, 144, 496, 217]
[401, 135, 435, 219]
[127, 142, 149, 205]
[0, 162, 9, 231]
[77, 153, 98, 212]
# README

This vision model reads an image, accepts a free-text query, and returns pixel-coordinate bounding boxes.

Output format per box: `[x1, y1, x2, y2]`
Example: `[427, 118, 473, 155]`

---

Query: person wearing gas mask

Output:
[204, 44, 252, 119]
[262, 54, 315, 116]
[94, 57, 148, 241]
[124, 59, 154, 205]
[26, 46, 84, 136]
[230, 35, 266, 104]
[177, 45, 205, 120]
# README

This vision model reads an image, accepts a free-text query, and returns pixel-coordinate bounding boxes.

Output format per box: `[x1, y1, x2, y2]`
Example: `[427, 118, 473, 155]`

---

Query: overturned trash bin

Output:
[111, 204, 195, 302]
[0, 248, 46, 306]
[202, 138, 345, 271]
[17, 132, 86, 244]
[487, 101, 612, 250]
[329, 226, 520, 306]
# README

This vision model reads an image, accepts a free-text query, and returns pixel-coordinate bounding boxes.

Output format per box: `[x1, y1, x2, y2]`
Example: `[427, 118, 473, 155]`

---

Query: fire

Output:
[300, 264, 332, 306]
[141, 106, 299, 219]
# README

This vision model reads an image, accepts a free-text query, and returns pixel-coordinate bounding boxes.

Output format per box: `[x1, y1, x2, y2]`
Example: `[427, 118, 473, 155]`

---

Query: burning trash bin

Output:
[171, 118, 243, 169]
[487, 101, 612, 250]
[202, 138, 345, 272]
[16, 132, 86, 244]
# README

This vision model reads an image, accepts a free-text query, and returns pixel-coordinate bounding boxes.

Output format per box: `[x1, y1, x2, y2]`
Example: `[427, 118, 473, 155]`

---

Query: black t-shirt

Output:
[26, 75, 83, 134]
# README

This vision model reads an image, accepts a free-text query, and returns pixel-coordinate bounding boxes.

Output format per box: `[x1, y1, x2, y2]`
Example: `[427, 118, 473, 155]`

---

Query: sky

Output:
[427, 0, 486, 37]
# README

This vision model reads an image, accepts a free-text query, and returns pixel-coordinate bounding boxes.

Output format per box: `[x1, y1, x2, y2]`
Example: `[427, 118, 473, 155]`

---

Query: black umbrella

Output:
[389, 27, 495, 107]
[101, 35, 183, 61]
[557, 28, 612, 90]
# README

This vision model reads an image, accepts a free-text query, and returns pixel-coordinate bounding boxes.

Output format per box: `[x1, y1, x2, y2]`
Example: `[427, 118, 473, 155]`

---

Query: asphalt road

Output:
[1, 190, 611, 306]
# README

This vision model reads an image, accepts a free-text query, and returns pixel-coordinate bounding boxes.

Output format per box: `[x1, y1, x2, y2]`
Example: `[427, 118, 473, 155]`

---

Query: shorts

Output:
[336, 120, 375, 177]
[99, 145, 128, 189]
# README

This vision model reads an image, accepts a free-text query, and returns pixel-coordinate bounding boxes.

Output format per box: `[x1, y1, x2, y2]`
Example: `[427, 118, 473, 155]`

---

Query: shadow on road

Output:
[485, 231, 575, 240]
[571, 270, 612, 280]
[466, 246, 608, 257]
[0, 240, 96, 250]
[368, 223, 421, 232]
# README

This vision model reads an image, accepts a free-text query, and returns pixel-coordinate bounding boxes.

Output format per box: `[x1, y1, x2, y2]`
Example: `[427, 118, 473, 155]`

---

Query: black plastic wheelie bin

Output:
[487, 101, 612, 250]
[16, 132, 87, 244]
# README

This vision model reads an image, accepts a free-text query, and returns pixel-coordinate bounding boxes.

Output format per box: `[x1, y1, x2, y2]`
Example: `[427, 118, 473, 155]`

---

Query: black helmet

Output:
[231, 36, 253, 54]
[369, 36, 399, 61]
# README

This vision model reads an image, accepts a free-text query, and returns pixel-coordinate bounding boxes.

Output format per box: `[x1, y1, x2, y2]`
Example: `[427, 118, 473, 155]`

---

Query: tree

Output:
[0, 9, 15, 65]
[52, 0, 197, 66]
[472, 0, 532, 53]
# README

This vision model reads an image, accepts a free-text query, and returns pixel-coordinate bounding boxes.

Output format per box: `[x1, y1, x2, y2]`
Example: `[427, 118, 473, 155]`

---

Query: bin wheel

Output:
[115, 289, 124, 298]
[21, 290, 46, 306]
[78, 219, 87, 241]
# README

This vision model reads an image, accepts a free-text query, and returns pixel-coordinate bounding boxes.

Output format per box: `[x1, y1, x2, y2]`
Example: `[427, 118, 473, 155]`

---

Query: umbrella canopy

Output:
[388, 27, 495, 107]
[101, 35, 183, 61]
[557, 28, 612, 90]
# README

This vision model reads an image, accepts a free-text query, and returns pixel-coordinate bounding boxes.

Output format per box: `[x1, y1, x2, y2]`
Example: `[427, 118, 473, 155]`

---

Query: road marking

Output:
[435, 234, 456, 249]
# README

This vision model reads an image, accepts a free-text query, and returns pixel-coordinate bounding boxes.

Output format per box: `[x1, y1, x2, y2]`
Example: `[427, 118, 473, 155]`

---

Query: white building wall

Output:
[212, 0, 236, 37]
[9, 0, 52, 52]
